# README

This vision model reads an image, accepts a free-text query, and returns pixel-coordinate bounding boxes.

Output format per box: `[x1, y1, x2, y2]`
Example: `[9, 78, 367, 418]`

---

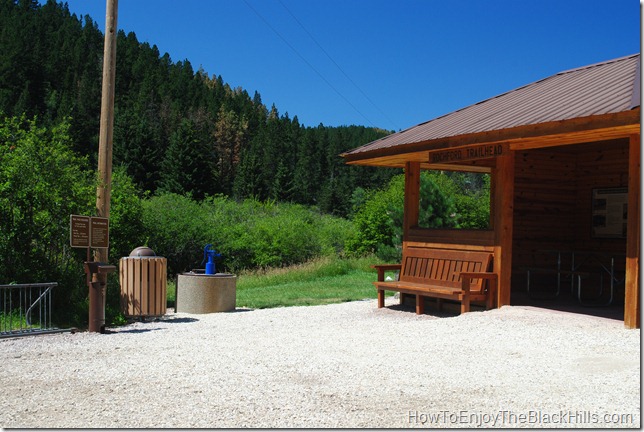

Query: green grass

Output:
[236, 268, 376, 309]
[1, 310, 35, 331]
[167, 280, 176, 303]
[238, 255, 388, 309]
[168, 255, 398, 310]
[235, 255, 398, 309]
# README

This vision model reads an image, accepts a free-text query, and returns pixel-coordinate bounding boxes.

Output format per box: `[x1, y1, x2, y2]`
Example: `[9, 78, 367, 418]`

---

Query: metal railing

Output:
[0, 283, 73, 338]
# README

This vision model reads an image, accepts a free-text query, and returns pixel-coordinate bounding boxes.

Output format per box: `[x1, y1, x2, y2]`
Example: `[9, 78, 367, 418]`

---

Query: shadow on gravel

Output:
[102, 316, 201, 334]
[108, 327, 162, 334]
[159, 317, 200, 324]
[227, 308, 253, 313]
[385, 302, 468, 318]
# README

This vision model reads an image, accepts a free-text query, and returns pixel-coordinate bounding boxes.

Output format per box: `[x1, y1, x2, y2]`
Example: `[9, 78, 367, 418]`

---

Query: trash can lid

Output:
[129, 246, 156, 257]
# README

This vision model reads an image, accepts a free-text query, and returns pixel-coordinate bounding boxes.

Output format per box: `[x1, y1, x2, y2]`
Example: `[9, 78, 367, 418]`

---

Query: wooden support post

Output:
[624, 134, 640, 329]
[404, 162, 420, 240]
[493, 152, 515, 307]
[95, 0, 118, 256]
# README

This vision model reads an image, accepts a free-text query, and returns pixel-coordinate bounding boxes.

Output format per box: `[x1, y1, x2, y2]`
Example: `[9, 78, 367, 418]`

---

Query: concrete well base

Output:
[176, 273, 236, 314]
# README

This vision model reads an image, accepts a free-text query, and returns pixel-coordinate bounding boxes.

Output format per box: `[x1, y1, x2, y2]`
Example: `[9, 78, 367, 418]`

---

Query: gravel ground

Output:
[0, 298, 640, 428]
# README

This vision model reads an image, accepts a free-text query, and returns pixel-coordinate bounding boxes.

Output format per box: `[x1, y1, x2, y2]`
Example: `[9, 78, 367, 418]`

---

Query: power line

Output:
[278, 0, 400, 131]
[242, 0, 379, 128]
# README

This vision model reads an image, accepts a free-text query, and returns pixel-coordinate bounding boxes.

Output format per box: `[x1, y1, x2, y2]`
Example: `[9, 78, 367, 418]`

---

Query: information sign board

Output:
[70, 215, 90, 247]
[90, 217, 110, 248]
[591, 187, 628, 238]
[70, 215, 110, 248]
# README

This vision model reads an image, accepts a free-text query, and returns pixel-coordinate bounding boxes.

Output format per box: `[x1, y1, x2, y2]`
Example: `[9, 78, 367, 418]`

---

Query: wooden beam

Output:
[493, 151, 515, 307]
[624, 133, 640, 329]
[407, 228, 494, 247]
[403, 162, 420, 240]
[508, 124, 641, 151]
[423, 163, 493, 173]
[343, 153, 495, 172]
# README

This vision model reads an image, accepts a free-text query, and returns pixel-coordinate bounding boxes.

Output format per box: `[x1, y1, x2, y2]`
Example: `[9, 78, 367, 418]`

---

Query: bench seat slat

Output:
[373, 281, 489, 300]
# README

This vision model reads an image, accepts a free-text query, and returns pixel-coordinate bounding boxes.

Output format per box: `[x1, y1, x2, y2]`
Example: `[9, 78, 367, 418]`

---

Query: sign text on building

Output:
[429, 143, 507, 164]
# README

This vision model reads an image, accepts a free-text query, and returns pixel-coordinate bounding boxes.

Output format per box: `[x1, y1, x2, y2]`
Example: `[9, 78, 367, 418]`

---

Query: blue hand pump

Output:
[202, 244, 221, 275]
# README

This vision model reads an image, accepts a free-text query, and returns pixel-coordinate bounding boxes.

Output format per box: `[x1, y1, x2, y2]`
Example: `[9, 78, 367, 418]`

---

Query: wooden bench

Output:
[372, 247, 498, 315]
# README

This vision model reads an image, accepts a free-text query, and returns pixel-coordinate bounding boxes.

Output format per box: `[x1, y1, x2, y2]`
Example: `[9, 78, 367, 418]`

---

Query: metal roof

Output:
[343, 53, 640, 159]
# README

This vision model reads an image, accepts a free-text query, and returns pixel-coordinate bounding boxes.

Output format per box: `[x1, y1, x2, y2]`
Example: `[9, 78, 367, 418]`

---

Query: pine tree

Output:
[158, 117, 215, 200]
[214, 107, 248, 196]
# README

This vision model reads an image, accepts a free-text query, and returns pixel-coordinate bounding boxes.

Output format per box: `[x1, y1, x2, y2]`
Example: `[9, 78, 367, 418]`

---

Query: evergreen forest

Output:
[0, 0, 398, 216]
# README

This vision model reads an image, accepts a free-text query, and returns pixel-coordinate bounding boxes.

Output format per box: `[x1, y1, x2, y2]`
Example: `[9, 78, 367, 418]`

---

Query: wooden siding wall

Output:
[513, 148, 577, 271]
[573, 139, 629, 256]
[512, 139, 629, 282]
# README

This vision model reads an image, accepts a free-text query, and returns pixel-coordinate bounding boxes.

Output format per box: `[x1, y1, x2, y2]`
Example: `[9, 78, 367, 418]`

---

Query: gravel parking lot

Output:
[0, 298, 640, 428]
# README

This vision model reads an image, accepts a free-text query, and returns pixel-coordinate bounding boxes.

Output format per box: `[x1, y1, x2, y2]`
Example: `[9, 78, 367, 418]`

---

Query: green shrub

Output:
[0, 116, 156, 327]
[315, 212, 354, 256]
[418, 172, 457, 228]
[142, 193, 355, 274]
[345, 191, 396, 258]
[345, 172, 457, 261]
[107, 166, 147, 261]
[209, 200, 351, 271]
[0, 115, 95, 325]
[429, 171, 490, 229]
[141, 193, 210, 275]
[233, 209, 318, 268]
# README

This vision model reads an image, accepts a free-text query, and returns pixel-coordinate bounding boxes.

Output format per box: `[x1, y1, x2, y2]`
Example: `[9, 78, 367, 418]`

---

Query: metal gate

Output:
[0, 283, 73, 338]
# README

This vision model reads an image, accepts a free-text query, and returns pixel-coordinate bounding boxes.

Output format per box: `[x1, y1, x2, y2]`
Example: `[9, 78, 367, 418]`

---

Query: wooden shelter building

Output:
[342, 54, 641, 328]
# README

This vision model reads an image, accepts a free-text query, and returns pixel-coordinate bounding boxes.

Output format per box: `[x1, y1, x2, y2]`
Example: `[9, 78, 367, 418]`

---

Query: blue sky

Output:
[52, 0, 640, 131]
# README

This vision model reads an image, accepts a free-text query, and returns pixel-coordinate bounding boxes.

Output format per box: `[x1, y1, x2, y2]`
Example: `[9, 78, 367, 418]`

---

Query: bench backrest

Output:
[400, 247, 493, 291]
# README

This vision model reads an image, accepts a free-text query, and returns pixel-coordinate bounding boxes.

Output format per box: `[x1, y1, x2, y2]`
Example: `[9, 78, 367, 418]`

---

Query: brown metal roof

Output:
[343, 53, 640, 163]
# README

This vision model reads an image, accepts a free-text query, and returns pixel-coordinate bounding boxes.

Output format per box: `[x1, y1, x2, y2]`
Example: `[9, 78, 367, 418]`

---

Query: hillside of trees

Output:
[0, 0, 399, 217]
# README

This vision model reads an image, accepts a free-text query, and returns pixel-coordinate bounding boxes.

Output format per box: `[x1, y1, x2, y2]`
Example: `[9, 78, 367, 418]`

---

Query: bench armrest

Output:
[371, 264, 402, 281]
[460, 272, 497, 309]
[460, 272, 498, 280]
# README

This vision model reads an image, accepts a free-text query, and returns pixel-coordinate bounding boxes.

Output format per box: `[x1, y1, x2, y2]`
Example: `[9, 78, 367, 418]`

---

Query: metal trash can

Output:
[119, 247, 167, 318]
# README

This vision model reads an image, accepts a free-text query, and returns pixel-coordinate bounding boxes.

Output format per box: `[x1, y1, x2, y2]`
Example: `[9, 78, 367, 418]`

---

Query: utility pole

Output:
[90, 0, 118, 333]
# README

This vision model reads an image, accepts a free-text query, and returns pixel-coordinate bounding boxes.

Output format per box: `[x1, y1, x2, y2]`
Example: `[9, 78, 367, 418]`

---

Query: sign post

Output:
[70, 215, 113, 333]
